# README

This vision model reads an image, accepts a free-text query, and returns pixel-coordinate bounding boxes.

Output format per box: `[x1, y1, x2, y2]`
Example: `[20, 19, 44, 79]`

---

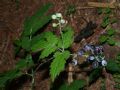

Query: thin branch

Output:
[88, 2, 120, 8]
[34, 57, 53, 73]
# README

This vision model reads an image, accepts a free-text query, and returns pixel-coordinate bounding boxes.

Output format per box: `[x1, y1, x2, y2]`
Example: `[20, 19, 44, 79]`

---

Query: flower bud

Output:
[60, 19, 65, 24]
[52, 23, 57, 27]
[56, 13, 62, 18]
[52, 14, 57, 19]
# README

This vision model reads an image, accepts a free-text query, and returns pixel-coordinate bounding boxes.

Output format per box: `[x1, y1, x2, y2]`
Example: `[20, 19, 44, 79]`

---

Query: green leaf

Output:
[107, 38, 116, 46]
[22, 3, 53, 36]
[104, 7, 111, 14]
[99, 35, 108, 43]
[107, 28, 115, 36]
[106, 60, 120, 73]
[31, 32, 59, 58]
[39, 32, 59, 59]
[59, 80, 86, 90]
[31, 38, 47, 52]
[89, 68, 102, 83]
[31, 31, 58, 59]
[58, 26, 74, 49]
[21, 37, 31, 50]
[101, 16, 110, 28]
[0, 69, 22, 88]
[50, 51, 70, 81]
[16, 54, 34, 70]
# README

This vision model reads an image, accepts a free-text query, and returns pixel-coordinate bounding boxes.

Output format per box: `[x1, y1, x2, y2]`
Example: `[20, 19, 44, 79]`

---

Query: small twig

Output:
[31, 69, 35, 90]
[76, 7, 95, 9]
[34, 57, 53, 73]
[88, 2, 120, 8]
[59, 22, 65, 52]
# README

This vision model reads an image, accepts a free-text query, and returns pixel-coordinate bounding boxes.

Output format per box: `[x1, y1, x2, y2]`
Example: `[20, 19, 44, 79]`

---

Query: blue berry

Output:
[78, 49, 84, 56]
[101, 60, 107, 66]
[84, 44, 92, 51]
[92, 61, 99, 68]
[72, 59, 78, 66]
[89, 56, 95, 60]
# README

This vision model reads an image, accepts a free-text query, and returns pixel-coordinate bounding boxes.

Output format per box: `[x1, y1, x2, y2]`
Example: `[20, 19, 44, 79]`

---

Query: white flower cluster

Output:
[51, 13, 68, 27]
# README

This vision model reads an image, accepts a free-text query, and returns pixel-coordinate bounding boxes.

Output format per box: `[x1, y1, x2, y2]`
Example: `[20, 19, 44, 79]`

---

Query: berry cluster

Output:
[73, 44, 107, 68]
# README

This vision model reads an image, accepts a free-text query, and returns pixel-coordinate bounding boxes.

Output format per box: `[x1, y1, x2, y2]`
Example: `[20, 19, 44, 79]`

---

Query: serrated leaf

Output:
[30, 31, 59, 59]
[50, 51, 70, 81]
[59, 80, 86, 90]
[40, 46, 57, 59]
[89, 68, 102, 83]
[106, 60, 120, 73]
[58, 26, 74, 49]
[39, 32, 59, 59]
[31, 38, 47, 52]
[16, 54, 34, 70]
[31, 32, 58, 56]
[99, 35, 108, 43]
[22, 3, 53, 36]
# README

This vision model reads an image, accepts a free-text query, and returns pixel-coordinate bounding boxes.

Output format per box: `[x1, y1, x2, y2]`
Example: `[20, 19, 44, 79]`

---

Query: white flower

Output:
[52, 14, 57, 19]
[56, 13, 62, 18]
[52, 23, 57, 27]
[102, 60, 107, 66]
[60, 19, 65, 24]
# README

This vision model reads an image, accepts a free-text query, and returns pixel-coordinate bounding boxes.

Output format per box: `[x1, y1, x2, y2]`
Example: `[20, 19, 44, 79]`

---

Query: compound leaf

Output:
[50, 51, 70, 81]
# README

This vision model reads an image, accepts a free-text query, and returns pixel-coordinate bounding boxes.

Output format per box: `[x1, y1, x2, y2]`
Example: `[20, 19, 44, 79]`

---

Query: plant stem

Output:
[31, 69, 35, 90]
[59, 22, 64, 52]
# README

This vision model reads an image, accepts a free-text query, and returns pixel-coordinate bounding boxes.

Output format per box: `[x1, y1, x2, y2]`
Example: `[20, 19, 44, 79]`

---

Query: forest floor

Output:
[0, 0, 120, 90]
